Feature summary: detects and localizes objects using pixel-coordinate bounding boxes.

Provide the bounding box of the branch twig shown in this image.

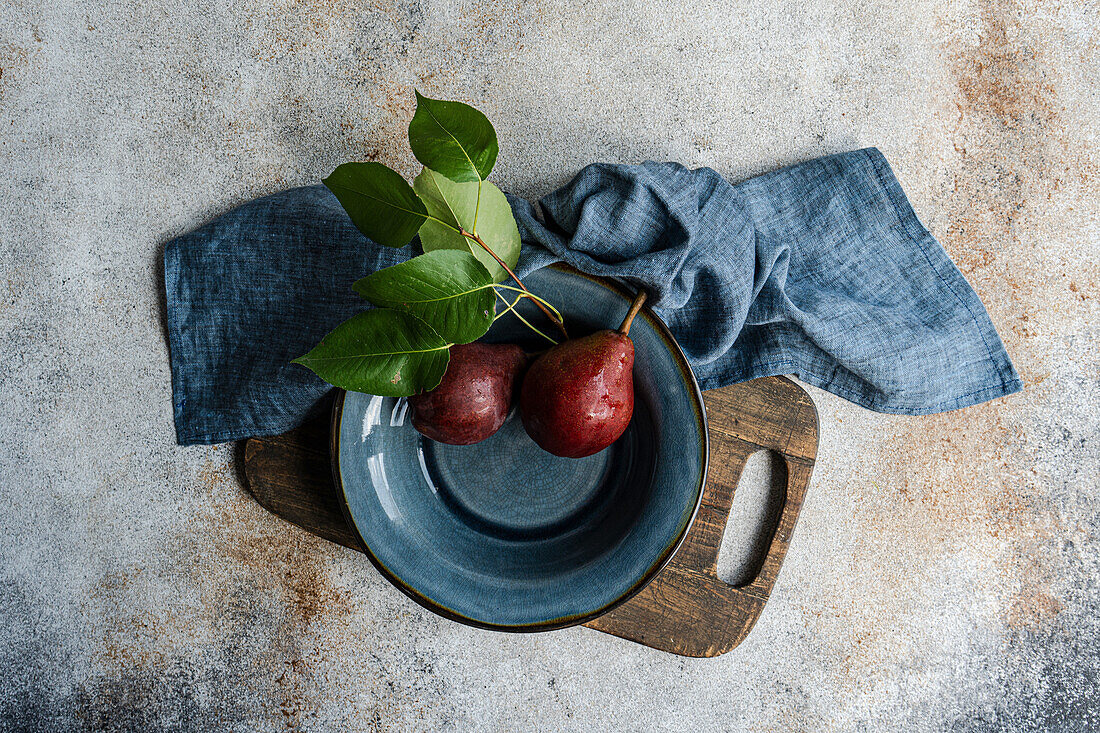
[461,229,569,339]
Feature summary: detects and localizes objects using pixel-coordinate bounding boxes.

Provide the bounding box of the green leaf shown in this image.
[353,250,495,345]
[292,309,450,396]
[413,168,520,282]
[408,91,499,183]
[323,162,428,247]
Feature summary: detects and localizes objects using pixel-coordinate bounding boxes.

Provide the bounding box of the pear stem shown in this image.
[617,289,648,336]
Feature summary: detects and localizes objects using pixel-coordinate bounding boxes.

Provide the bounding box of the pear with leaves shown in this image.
[296,92,642,456]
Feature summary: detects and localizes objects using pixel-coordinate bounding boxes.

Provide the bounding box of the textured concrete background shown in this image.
[2,0,1098,730]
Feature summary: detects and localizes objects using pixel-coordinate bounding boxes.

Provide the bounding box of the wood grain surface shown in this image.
[243,376,818,657]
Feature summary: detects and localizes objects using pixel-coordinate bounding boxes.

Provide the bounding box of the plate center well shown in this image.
[417,409,638,539]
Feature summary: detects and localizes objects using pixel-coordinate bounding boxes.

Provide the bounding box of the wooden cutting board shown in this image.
[242,375,818,657]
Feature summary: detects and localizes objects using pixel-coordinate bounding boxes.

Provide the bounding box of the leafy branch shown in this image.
[295,91,566,396]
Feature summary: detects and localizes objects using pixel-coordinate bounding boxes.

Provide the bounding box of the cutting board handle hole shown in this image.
[715,449,787,587]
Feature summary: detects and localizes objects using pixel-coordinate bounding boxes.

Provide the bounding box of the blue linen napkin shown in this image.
[164,148,1021,445]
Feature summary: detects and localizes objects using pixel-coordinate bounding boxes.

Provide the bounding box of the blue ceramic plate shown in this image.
[332,265,708,631]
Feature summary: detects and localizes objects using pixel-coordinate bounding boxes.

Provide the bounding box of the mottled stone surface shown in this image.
[1,0,1097,730]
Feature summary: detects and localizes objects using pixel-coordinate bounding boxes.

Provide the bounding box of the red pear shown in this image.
[409,342,527,445]
[520,291,647,458]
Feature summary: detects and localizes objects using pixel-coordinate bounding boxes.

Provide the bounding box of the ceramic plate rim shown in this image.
[330,264,709,632]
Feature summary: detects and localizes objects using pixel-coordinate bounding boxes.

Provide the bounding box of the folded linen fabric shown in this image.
[164,148,1020,445]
